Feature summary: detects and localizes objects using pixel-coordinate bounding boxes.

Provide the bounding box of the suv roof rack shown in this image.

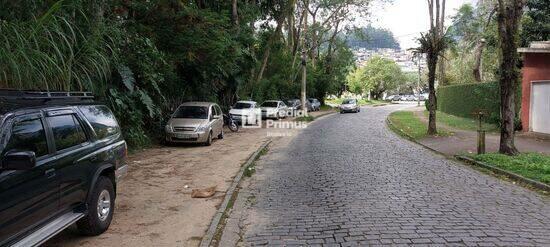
[0,90,94,100]
[0,90,96,114]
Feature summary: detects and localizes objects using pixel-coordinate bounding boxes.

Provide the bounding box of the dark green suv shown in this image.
[0,91,127,246]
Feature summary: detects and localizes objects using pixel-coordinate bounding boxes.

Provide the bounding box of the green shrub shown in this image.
[437,82,501,124]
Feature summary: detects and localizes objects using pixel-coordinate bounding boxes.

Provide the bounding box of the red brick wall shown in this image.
[521,53,550,131]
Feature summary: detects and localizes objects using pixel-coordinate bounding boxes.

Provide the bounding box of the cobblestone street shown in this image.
[221,105,550,246]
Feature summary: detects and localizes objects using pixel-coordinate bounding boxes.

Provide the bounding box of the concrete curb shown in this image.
[312,111,337,120]
[456,155,550,192]
[386,116,550,193]
[199,140,272,247]
[199,140,271,247]
[385,117,448,157]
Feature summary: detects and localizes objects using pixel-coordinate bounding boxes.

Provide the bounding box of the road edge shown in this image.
[385,117,448,157]
[386,116,550,194]
[199,139,272,247]
[456,155,550,192]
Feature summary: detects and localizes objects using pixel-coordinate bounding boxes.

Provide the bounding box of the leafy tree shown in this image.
[496,0,525,155]
[347,25,400,50]
[346,56,403,99]
[415,0,448,135]
[521,0,550,46]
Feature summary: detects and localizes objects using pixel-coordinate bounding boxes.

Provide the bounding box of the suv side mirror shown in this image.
[1,151,37,170]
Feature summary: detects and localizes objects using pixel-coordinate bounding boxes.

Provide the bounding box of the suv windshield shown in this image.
[173,106,208,119]
[261,102,278,107]
[342,99,356,104]
[233,102,253,109]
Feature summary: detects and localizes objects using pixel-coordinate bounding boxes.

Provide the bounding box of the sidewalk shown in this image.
[411,107,550,156]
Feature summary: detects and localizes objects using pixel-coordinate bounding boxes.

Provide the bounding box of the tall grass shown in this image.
[0,2,114,92]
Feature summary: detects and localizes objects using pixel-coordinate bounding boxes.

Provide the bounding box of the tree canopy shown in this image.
[346,56,403,99]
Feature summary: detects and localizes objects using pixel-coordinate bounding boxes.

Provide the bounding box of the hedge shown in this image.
[436,82,501,124]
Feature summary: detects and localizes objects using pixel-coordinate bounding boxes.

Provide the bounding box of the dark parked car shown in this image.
[285,99,302,111]
[308,98,321,111]
[0,90,127,246]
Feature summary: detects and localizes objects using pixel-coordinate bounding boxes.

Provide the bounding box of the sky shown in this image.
[366,0,478,49]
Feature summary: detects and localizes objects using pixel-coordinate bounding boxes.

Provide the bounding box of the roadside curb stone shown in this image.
[199,139,272,247]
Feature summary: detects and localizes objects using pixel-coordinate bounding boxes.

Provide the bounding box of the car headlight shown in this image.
[196,125,209,132]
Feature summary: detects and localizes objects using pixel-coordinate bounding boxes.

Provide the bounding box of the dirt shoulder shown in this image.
[46,110,332,247]
[46,127,271,247]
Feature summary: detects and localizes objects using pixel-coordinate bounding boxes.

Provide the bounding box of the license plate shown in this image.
[176,133,196,139]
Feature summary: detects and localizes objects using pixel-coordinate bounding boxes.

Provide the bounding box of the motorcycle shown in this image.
[224,113,239,132]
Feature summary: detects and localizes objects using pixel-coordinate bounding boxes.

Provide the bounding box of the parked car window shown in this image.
[173,106,208,119]
[214,105,221,116]
[48,115,87,151]
[233,102,253,109]
[3,118,48,157]
[261,101,278,107]
[79,105,120,139]
[209,106,214,121]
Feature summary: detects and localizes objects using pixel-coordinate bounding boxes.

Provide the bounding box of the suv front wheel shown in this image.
[77,176,115,236]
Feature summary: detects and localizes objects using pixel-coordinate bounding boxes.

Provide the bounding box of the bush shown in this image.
[437,82,502,124]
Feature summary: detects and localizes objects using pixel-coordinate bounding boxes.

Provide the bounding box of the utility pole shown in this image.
[301,0,308,115]
[417,53,422,106]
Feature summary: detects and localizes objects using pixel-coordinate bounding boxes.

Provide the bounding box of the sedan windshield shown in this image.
[342,99,356,104]
[173,106,208,119]
[233,102,253,109]
[261,102,278,107]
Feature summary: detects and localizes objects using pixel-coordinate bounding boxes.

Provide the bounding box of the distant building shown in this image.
[353,48,425,73]
[518,41,550,134]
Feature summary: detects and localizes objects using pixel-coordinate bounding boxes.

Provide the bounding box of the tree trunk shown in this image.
[232,0,238,25]
[287,1,295,51]
[255,16,285,84]
[496,0,524,155]
[473,39,486,82]
[427,51,438,135]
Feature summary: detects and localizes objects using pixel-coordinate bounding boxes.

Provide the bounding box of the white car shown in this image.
[260,100,288,119]
[340,99,360,113]
[229,101,260,125]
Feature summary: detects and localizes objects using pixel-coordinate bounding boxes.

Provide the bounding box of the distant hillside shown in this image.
[346,25,400,50]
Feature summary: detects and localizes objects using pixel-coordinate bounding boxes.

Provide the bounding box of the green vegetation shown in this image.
[295,116,315,122]
[474,153,550,185]
[0,1,361,149]
[325,98,388,106]
[346,25,400,50]
[346,56,404,99]
[521,0,550,47]
[319,105,335,111]
[388,111,448,140]
[436,82,501,124]
[424,111,499,132]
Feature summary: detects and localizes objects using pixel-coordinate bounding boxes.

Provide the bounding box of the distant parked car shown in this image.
[399,95,408,101]
[308,98,321,111]
[260,100,288,119]
[165,102,224,146]
[285,99,302,112]
[406,95,415,101]
[229,100,260,125]
[388,95,401,101]
[340,99,360,113]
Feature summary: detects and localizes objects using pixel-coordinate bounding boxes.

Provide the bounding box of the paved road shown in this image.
[224,105,550,246]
